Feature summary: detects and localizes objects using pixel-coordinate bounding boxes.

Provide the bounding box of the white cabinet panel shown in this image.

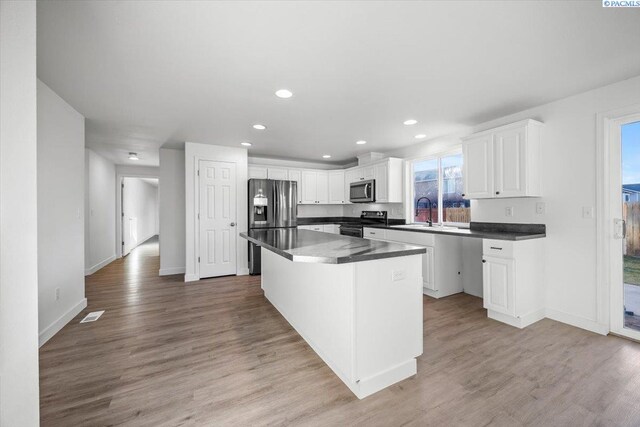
[423,246,436,291]
[363,228,385,240]
[482,256,515,316]
[288,169,302,203]
[316,171,329,204]
[267,167,289,180]
[301,171,318,204]
[329,170,346,204]
[248,165,268,179]
[374,163,388,202]
[462,135,493,199]
[494,127,526,198]
[323,224,341,234]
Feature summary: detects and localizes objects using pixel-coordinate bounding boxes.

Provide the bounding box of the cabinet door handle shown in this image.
[490,246,502,250]
[482,259,486,263]
[461,193,466,197]
[495,191,500,195]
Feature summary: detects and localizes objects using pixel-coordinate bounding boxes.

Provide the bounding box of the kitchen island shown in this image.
[240,228,426,399]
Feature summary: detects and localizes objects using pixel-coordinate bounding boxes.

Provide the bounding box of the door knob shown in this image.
[230,222,236,227]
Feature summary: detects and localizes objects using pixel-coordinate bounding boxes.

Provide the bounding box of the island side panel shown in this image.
[354,254,423,396]
[261,248,356,385]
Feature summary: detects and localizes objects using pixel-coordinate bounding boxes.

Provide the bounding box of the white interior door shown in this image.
[610,113,640,340]
[198,160,237,278]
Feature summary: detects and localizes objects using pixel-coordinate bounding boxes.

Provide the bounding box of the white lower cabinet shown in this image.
[482,239,544,328]
[483,256,514,316]
[298,224,340,234]
[363,228,462,298]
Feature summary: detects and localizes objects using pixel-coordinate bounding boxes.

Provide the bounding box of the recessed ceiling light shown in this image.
[241,142,252,146]
[404,119,418,125]
[253,124,266,130]
[322,154,331,159]
[275,89,293,99]
[415,134,427,139]
[356,140,367,145]
[128,152,139,160]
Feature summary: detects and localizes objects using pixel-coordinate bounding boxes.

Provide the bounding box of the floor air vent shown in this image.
[80,310,105,323]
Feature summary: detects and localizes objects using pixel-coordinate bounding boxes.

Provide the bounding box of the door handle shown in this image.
[230,222,236,227]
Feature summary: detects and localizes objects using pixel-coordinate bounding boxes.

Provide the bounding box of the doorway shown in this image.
[608,112,640,339]
[120,177,160,257]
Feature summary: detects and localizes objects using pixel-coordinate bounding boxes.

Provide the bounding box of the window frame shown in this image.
[408,147,470,228]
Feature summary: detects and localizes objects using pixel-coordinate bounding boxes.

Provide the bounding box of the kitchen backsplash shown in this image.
[297,203,405,219]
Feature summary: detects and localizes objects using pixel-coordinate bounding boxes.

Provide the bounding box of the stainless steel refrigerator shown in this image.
[248,179,297,274]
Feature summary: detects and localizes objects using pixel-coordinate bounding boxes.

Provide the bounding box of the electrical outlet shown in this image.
[536,202,545,215]
[505,207,514,217]
[583,206,594,219]
[55,288,60,301]
[392,270,406,281]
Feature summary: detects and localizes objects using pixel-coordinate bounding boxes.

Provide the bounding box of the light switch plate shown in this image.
[536,202,545,215]
[505,207,514,217]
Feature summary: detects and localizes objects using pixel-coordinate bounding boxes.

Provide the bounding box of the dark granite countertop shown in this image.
[240,228,426,264]
[364,221,546,241]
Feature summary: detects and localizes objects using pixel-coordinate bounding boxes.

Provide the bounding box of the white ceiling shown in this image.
[37,1,640,166]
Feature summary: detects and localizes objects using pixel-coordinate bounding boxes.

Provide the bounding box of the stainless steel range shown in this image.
[339,211,388,238]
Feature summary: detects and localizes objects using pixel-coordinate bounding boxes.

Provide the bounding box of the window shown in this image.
[411,151,470,225]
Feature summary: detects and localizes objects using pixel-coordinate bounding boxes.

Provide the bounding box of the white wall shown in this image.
[185,142,248,281]
[159,148,186,275]
[115,164,159,258]
[85,148,117,275]
[385,75,640,334]
[37,80,87,346]
[0,1,40,424]
[122,177,158,254]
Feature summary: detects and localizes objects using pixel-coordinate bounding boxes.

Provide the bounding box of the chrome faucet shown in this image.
[416,196,433,226]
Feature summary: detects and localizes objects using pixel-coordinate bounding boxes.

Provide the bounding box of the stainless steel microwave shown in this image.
[349,179,375,203]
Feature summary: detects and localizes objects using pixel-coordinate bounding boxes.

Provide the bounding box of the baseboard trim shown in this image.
[184,273,199,282]
[85,255,116,276]
[159,266,186,276]
[545,308,609,335]
[39,298,87,347]
[487,308,545,329]
[237,267,250,276]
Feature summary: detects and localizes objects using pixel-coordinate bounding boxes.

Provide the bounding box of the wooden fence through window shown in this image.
[624,202,640,256]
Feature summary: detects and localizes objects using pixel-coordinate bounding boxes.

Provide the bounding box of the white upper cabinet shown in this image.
[374,162,388,202]
[301,170,318,204]
[328,170,346,204]
[462,119,543,199]
[250,156,404,205]
[248,165,268,179]
[287,169,302,203]
[301,170,329,204]
[462,134,494,199]
[267,167,289,180]
[316,171,329,204]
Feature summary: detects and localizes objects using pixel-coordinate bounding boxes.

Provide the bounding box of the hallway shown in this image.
[40,238,640,426]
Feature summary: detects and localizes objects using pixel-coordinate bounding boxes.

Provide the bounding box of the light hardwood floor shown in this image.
[40,238,640,426]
